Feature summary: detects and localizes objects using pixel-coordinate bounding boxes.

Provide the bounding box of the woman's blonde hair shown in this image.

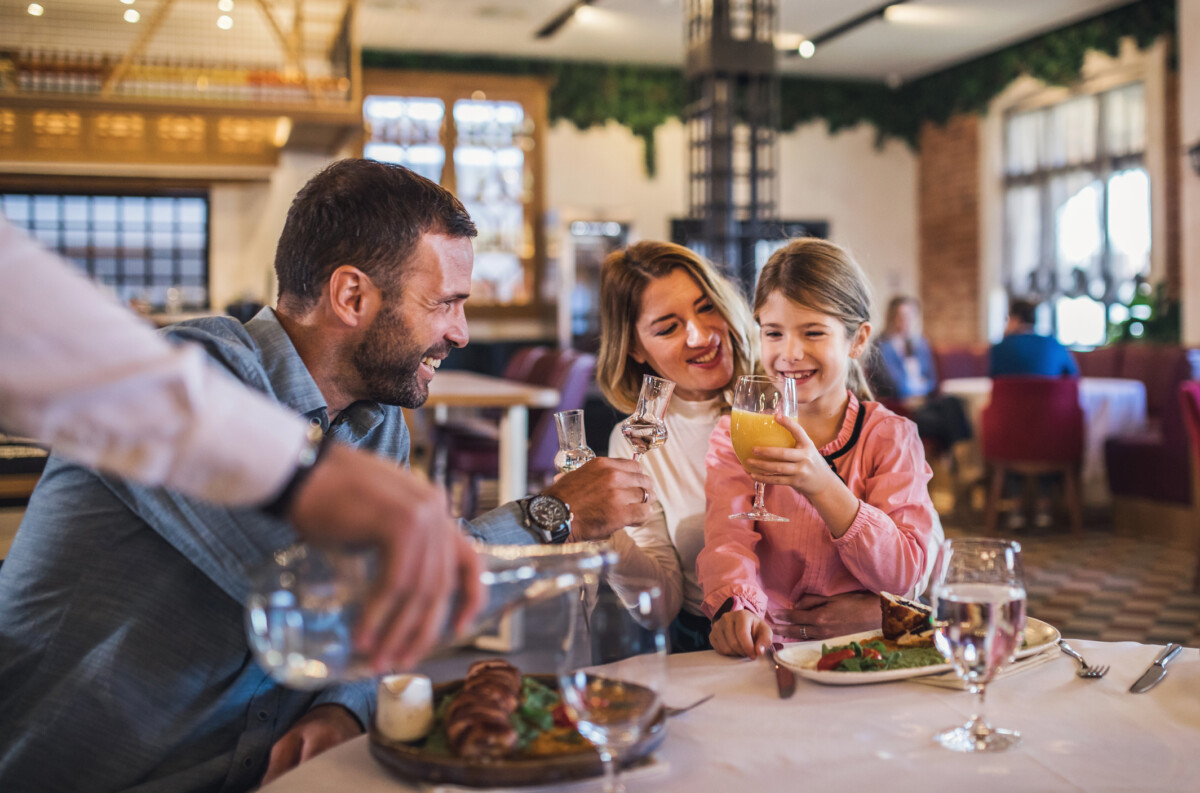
[597,241,756,414]
[753,237,875,402]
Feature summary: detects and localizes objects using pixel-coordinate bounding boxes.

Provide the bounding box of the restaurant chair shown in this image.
[930,344,989,387]
[442,349,596,518]
[981,377,1084,537]
[1178,383,1200,592]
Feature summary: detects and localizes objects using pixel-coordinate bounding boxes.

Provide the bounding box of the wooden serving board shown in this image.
[369,674,667,789]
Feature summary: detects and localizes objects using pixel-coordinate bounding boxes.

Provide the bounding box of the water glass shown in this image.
[929,537,1027,752]
[557,585,668,793]
[554,409,597,473]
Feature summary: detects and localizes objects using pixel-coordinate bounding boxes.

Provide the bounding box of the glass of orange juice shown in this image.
[729,374,798,521]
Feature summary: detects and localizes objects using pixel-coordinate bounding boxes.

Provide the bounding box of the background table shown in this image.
[423,371,559,503]
[940,376,1148,505]
[262,638,1200,793]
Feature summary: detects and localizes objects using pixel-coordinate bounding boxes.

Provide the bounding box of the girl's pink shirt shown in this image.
[698,392,936,620]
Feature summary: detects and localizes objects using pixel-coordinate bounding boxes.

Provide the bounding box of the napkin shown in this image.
[907,647,1058,690]
[423,755,670,793]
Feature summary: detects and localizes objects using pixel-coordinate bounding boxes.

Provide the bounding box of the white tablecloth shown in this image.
[261,639,1200,793]
[940,377,1148,505]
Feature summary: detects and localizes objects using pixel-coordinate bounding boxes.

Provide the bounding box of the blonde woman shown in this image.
[597,241,756,651]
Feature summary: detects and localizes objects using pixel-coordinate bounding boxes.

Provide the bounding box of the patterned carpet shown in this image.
[944,518,1200,648]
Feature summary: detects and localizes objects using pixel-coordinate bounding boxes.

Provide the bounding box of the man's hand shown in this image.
[771,592,881,641]
[260,704,362,787]
[710,610,772,659]
[541,457,657,541]
[288,443,483,672]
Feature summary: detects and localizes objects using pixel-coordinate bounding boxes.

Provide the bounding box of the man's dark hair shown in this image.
[274,159,476,308]
[1008,297,1038,327]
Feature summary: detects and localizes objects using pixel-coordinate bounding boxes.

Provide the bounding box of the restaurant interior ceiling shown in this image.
[1,0,1143,86]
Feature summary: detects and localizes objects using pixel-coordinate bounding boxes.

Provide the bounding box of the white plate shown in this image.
[774,617,1061,686]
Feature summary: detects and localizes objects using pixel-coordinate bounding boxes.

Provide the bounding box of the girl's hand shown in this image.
[743,413,840,498]
[710,610,773,659]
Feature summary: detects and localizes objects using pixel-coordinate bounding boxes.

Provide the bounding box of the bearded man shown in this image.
[0,160,655,793]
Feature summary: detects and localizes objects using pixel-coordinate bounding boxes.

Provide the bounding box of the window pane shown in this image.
[1044,95,1097,168]
[1005,185,1040,293]
[1,192,208,310]
[364,96,446,183]
[1103,82,1145,157]
[1107,167,1151,282]
[1055,295,1107,347]
[1052,171,1103,288]
[1005,110,1042,176]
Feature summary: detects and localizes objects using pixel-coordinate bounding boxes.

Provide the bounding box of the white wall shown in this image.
[1181,0,1200,345]
[208,150,335,311]
[543,116,920,318]
[777,122,919,314]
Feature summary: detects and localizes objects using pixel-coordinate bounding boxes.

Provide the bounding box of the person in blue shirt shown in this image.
[877,296,938,399]
[989,298,1079,377]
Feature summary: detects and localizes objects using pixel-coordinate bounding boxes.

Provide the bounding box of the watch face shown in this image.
[529,496,569,528]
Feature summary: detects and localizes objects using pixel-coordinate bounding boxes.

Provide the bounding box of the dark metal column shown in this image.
[682,0,779,294]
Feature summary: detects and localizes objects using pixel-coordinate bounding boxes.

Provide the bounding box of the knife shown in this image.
[1129,643,1183,693]
[765,642,796,699]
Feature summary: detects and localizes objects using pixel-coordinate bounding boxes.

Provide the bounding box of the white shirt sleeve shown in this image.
[0,218,308,506]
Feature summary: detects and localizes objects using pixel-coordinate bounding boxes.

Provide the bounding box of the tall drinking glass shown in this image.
[557,585,668,793]
[728,374,797,521]
[929,537,1027,752]
[620,375,675,466]
[554,409,597,473]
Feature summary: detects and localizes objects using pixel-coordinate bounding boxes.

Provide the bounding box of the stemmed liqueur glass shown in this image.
[620,375,675,467]
[728,374,797,521]
[554,409,597,473]
[929,538,1028,752]
[557,585,668,793]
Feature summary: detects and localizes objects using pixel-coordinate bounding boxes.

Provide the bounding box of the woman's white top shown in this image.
[606,395,722,620]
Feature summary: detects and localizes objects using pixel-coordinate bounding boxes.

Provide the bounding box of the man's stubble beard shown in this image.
[351,304,443,410]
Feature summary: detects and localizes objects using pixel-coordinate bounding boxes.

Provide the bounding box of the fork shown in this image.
[663,693,714,718]
[1058,639,1109,679]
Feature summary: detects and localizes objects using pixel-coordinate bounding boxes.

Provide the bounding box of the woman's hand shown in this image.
[742,413,838,498]
[710,610,773,659]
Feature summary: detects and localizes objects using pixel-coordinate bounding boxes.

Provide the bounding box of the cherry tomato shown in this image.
[817,648,856,671]
[552,703,576,728]
[861,647,883,662]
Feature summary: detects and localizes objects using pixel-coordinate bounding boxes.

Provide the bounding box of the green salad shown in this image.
[817,639,946,672]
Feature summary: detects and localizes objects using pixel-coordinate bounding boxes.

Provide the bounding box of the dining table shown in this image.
[939,376,1148,505]
[261,635,1200,793]
[423,370,560,504]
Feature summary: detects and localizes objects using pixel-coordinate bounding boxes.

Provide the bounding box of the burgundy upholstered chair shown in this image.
[981,377,1085,537]
[444,350,596,518]
[1179,383,1200,592]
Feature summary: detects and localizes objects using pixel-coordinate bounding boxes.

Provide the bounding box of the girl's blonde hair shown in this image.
[598,241,756,414]
[753,237,875,402]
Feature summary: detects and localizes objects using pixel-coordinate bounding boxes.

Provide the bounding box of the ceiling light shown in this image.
[27,3,44,15]
[798,40,815,59]
[121,0,135,4]
[124,8,140,22]
[218,0,234,11]
[217,14,233,29]
[574,5,596,24]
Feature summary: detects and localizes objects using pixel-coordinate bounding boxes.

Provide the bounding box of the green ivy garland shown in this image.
[363,0,1175,175]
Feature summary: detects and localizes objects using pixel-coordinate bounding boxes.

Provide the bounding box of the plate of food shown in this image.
[369,659,666,788]
[774,592,1060,686]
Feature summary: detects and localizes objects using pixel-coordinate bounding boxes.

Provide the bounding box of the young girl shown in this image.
[697,238,938,659]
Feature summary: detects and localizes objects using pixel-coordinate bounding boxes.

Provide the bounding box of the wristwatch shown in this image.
[518,494,573,544]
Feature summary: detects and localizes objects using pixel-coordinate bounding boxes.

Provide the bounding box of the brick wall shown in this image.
[918,114,982,345]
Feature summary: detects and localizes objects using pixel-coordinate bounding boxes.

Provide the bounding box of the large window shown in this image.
[2,192,209,311]
[362,71,548,316]
[1003,82,1149,346]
